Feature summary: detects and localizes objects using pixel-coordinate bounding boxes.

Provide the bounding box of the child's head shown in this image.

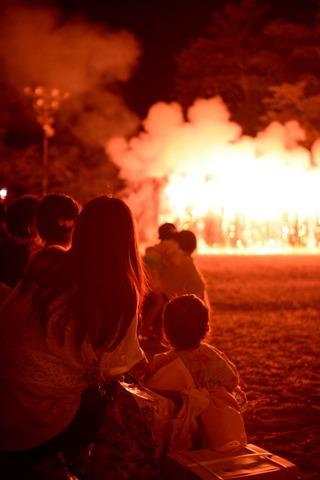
[162,294,209,350]
[175,230,197,254]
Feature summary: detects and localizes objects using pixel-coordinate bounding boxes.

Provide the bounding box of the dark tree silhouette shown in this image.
[174,0,320,137]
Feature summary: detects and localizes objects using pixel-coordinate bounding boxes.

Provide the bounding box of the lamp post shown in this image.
[24,86,70,195]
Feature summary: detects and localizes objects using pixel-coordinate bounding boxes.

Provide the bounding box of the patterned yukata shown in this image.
[149,342,239,392]
[0,285,144,452]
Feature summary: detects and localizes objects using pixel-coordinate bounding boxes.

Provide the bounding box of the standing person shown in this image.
[0,194,41,287]
[0,196,146,478]
[146,295,247,452]
[144,222,179,286]
[35,193,80,249]
[141,222,180,339]
[159,229,207,301]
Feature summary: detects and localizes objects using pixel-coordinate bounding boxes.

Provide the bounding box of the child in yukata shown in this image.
[146,294,247,452]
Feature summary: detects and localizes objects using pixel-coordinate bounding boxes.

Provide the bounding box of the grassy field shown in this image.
[144,254,320,479]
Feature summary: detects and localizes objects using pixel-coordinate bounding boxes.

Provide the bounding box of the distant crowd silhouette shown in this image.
[0,193,246,479]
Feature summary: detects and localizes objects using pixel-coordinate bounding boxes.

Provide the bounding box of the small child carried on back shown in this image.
[145,294,247,452]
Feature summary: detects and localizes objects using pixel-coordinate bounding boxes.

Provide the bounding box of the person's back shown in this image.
[0,196,146,459]
[144,223,179,287]
[0,263,143,451]
[148,295,238,390]
[0,195,40,287]
[146,295,247,451]
[141,223,180,338]
[0,247,82,450]
[157,230,206,300]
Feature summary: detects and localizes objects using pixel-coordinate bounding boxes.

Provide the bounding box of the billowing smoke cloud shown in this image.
[107,97,320,249]
[0,4,141,145]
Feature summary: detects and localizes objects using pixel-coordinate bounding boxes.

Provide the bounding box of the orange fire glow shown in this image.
[107,97,320,253]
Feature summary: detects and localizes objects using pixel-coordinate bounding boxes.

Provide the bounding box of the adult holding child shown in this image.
[0,196,146,478]
[141,226,208,339]
[162,229,206,301]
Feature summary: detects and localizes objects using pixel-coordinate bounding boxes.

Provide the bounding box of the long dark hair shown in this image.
[26,196,145,351]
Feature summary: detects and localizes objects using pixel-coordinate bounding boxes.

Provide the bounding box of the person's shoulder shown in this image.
[145,244,158,255]
[200,342,226,357]
[149,350,175,370]
[144,243,162,263]
[153,349,174,358]
[179,252,196,265]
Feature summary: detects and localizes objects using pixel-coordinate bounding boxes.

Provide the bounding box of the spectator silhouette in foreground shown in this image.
[36,193,80,249]
[0,196,146,479]
[0,194,41,287]
[146,294,247,452]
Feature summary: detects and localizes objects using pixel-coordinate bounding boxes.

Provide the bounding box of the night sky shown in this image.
[2,0,318,117]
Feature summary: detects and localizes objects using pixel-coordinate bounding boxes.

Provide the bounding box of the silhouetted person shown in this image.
[158,222,177,241]
[36,193,80,249]
[141,222,180,338]
[159,229,207,300]
[146,294,247,451]
[0,196,146,478]
[0,195,41,287]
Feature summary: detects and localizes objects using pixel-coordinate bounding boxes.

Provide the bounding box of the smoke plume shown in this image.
[0,4,141,145]
[107,97,320,249]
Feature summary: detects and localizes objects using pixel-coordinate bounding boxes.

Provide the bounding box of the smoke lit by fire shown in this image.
[107,97,320,252]
[0,5,141,146]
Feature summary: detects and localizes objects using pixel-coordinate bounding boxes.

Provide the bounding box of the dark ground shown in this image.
[141,254,320,480]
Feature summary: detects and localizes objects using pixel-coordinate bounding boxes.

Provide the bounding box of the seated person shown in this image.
[0,196,147,479]
[146,295,247,452]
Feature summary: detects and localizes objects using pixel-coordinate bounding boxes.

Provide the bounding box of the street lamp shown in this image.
[0,187,7,201]
[24,86,70,195]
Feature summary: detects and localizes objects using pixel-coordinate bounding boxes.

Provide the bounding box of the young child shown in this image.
[146,294,247,451]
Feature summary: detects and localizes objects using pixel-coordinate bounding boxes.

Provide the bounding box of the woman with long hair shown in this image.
[0,196,146,472]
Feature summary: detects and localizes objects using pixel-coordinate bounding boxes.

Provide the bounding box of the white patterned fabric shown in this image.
[0,285,143,451]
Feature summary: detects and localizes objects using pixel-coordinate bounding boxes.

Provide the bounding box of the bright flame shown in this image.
[107,97,320,253]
